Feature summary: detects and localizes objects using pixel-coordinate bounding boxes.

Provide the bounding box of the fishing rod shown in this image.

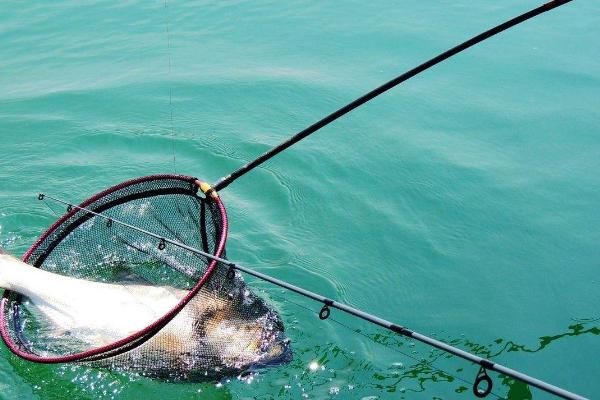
[39,194,588,400]
[32,0,583,397]
[213,0,573,191]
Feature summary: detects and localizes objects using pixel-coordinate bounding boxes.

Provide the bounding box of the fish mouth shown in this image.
[255,331,292,368]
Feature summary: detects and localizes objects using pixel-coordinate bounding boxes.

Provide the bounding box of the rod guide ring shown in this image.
[473,366,493,398]
[319,305,330,320]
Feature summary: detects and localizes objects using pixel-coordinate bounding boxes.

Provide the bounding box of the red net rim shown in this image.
[0,174,229,363]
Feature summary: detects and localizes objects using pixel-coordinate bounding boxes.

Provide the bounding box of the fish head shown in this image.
[86,276,292,381]
[202,308,291,370]
[189,284,292,374]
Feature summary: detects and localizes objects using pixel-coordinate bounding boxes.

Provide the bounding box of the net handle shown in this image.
[213,0,573,191]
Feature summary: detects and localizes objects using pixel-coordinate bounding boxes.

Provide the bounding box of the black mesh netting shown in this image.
[1,175,290,381]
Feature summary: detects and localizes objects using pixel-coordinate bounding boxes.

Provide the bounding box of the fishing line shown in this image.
[37,193,587,400]
[40,197,59,217]
[269,292,506,399]
[164,0,177,173]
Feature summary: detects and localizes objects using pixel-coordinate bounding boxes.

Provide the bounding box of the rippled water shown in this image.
[1,1,599,399]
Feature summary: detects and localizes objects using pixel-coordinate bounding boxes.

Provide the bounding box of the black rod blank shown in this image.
[41,194,588,400]
[213,0,573,191]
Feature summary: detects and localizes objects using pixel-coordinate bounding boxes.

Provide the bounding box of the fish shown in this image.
[0,249,291,381]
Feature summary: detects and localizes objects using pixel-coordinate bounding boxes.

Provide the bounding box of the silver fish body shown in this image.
[0,253,291,381]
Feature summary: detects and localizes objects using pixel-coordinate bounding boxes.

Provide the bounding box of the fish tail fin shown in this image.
[0,244,9,291]
[0,255,11,290]
[0,251,26,291]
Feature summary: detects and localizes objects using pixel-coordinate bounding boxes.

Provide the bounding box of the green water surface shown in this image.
[0,1,598,399]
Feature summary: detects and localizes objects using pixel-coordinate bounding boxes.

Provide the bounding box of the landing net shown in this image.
[0,175,288,380]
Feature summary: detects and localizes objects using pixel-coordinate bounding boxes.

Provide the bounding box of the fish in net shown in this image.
[1,3,586,397]
[0,174,291,381]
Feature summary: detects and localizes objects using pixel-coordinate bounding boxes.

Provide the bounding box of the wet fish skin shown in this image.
[0,253,291,380]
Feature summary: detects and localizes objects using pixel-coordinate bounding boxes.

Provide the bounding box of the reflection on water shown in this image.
[252,294,598,399]
[487,319,599,356]
[357,320,599,399]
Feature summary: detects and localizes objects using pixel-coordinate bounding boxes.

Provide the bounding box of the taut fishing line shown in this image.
[163,0,177,173]
[0,1,588,398]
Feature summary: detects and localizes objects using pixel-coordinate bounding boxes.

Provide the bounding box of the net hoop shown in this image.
[0,174,229,363]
